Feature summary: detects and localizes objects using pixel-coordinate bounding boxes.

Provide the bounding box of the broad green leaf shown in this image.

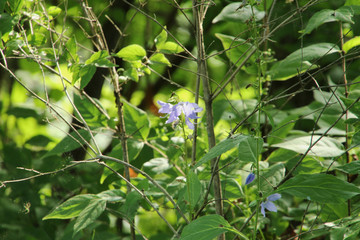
[143,158,170,174]
[71,63,96,89]
[65,37,79,62]
[273,135,345,157]
[85,50,116,68]
[7,106,40,119]
[123,100,150,139]
[116,44,146,61]
[27,33,47,46]
[5,0,23,14]
[335,161,360,174]
[185,170,202,210]
[194,134,248,168]
[120,191,142,221]
[215,33,257,74]
[343,36,360,53]
[212,4,265,23]
[43,129,92,158]
[73,94,107,127]
[180,214,248,240]
[124,67,139,82]
[222,178,243,199]
[238,136,263,163]
[301,8,354,36]
[154,28,167,49]
[25,135,52,147]
[43,194,97,220]
[150,53,171,67]
[287,156,324,175]
[0,14,16,35]
[73,198,106,235]
[277,174,360,203]
[269,43,340,81]
[47,6,62,16]
[97,189,126,202]
[258,163,285,194]
[159,41,183,54]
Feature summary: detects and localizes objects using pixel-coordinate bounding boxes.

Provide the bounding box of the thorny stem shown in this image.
[193,1,224,239]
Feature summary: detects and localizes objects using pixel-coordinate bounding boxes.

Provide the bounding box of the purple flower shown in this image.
[157,101,203,130]
[245,172,255,185]
[260,193,281,217]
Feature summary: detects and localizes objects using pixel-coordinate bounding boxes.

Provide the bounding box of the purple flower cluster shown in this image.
[157,100,203,130]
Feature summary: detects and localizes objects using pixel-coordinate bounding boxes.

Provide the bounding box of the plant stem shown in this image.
[340,22,351,216]
[192,1,224,239]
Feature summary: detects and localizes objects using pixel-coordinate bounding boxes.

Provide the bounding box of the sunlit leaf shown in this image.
[43,194,98,220]
[43,129,92,158]
[277,174,360,203]
[116,44,146,61]
[150,53,172,67]
[73,198,106,235]
[180,215,248,240]
[213,4,265,23]
[159,41,183,54]
[123,100,150,139]
[185,170,202,210]
[194,134,248,168]
[301,8,354,36]
[273,135,345,157]
[154,28,167,49]
[343,36,360,53]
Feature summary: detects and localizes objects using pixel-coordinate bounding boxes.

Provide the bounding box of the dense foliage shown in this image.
[1,0,360,239]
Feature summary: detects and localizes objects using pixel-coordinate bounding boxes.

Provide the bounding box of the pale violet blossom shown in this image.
[157,101,203,130]
[261,193,281,217]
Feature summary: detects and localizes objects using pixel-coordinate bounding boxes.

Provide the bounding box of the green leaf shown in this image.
[150,53,172,67]
[277,174,360,203]
[185,170,202,210]
[180,215,248,240]
[116,44,146,61]
[301,8,354,36]
[259,163,285,194]
[27,33,47,46]
[273,135,345,157]
[212,4,265,23]
[120,191,142,221]
[124,67,139,82]
[97,189,126,202]
[73,94,108,127]
[194,134,248,168]
[43,129,92,158]
[159,41,183,54]
[7,106,40,119]
[71,64,96,89]
[154,28,167,49]
[0,14,16,35]
[85,50,116,68]
[47,6,62,16]
[143,158,170,174]
[123,100,150,139]
[238,136,263,163]
[73,198,106,235]
[215,33,257,74]
[269,43,340,81]
[25,135,52,147]
[43,194,97,220]
[335,161,360,174]
[5,0,23,14]
[343,36,360,53]
[66,37,79,62]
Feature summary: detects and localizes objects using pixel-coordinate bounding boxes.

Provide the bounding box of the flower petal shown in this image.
[245,173,255,185]
[267,193,281,202]
[260,202,266,217]
[264,201,277,213]
[157,101,173,114]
